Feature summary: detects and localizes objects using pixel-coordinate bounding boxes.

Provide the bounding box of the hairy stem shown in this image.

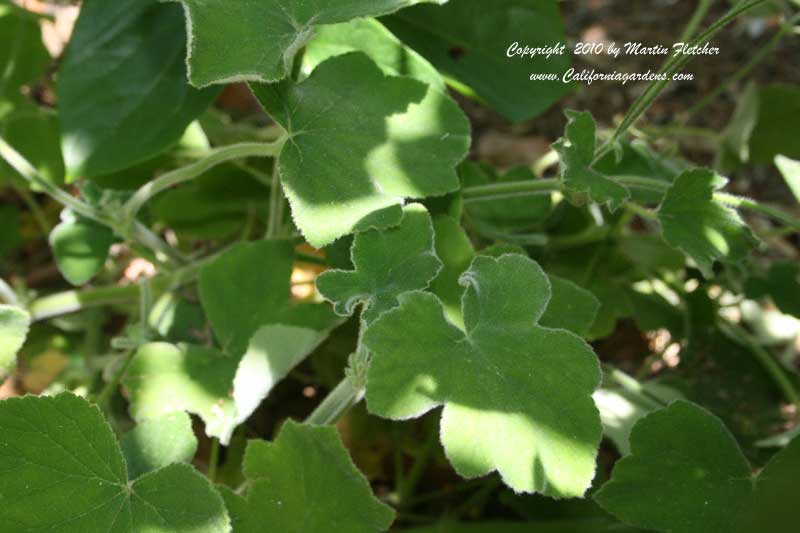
[304,374,365,426]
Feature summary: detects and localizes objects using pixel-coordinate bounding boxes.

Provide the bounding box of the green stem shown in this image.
[304,375,364,425]
[208,438,221,483]
[125,141,284,222]
[266,162,285,238]
[461,178,560,203]
[28,252,211,321]
[596,0,770,161]
[679,0,715,42]
[11,181,52,235]
[686,12,800,119]
[0,135,186,265]
[719,320,800,411]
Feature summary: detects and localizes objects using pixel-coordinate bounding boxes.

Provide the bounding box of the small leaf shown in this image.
[775,154,800,204]
[0,392,229,532]
[199,239,340,357]
[595,400,800,533]
[250,52,471,247]
[230,420,395,532]
[305,17,444,89]
[0,304,29,378]
[382,0,573,122]
[554,110,630,211]
[58,0,220,178]
[49,210,116,286]
[364,254,602,496]
[657,169,758,277]
[173,0,443,87]
[120,412,198,479]
[316,204,442,324]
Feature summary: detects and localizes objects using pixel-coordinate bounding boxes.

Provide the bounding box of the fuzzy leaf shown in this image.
[0,393,229,532]
[49,211,116,286]
[251,52,470,247]
[554,110,630,211]
[0,304,29,377]
[199,239,340,356]
[364,254,602,496]
[305,17,444,89]
[596,400,800,533]
[657,169,758,277]
[228,420,395,532]
[120,412,198,480]
[316,204,441,324]
[58,0,219,178]
[173,0,443,87]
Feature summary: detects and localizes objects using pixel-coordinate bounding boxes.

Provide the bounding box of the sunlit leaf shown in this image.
[120,411,198,479]
[223,420,395,532]
[364,254,602,496]
[251,52,470,247]
[0,304,29,378]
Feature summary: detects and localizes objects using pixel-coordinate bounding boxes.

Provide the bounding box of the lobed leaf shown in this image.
[595,400,800,533]
[172,0,445,88]
[120,411,198,480]
[0,393,229,532]
[554,110,630,211]
[657,169,758,277]
[250,52,471,247]
[316,204,442,324]
[222,420,395,532]
[364,254,602,496]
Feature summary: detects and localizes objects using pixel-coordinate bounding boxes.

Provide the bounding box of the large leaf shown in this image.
[657,169,758,277]
[363,254,602,496]
[199,239,340,357]
[49,210,116,286]
[382,0,572,122]
[554,110,630,211]
[305,17,444,89]
[595,400,800,533]
[0,393,229,532]
[172,0,443,87]
[58,0,220,179]
[0,304,29,378]
[316,204,442,324]
[251,52,470,247]
[222,421,395,532]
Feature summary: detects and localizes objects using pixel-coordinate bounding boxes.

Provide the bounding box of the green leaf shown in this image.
[554,110,630,211]
[58,0,220,178]
[382,0,573,122]
[250,52,470,247]
[49,210,116,286]
[364,254,602,496]
[120,411,198,479]
[595,400,800,533]
[657,169,758,277]
[0,304,29,378]
[173,0,443,87]
[0,392,229,532]
[227,420,395,532]
[745,261,800,318]
[305,17,444,89]
[125,330,336,443]
[199,239,340,357]
[429,214,476,329]
[124,342,240,443]
[543,275,601,338]
[775,154,800,204]
[0,205,20,258]
[1,106,65,185]
[749,84,800,164]
[316,204,442,324]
